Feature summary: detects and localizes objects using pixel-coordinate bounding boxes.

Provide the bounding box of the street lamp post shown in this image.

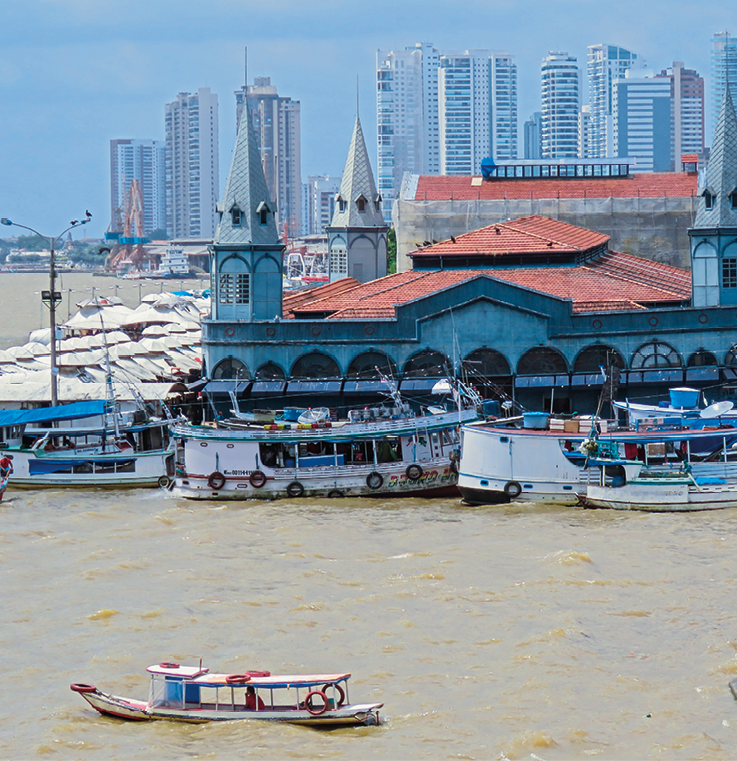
[1,214,91,406]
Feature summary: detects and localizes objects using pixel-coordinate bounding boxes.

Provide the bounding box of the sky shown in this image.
[0,0,734,238]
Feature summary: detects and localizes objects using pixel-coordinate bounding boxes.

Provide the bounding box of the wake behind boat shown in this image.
[71,662,382,727]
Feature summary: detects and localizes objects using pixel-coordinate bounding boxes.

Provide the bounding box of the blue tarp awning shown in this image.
[0,400,108,427]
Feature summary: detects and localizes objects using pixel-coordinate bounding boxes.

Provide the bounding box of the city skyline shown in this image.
[0,0,733,237]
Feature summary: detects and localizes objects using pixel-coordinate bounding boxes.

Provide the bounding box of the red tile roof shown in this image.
[282,278,360,318]
[409,215,609,259]
[413,172,698,201]
[287,253,691,320]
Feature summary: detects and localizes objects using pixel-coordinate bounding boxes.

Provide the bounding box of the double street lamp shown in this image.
[1,214,92,406]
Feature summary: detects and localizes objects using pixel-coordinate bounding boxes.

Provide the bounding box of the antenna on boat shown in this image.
[199,657,202,671]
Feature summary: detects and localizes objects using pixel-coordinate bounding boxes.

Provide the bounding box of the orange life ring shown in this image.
[249,470,267,488]
[159,662,180,669]
[246,670,271,678]
[225,674,251,684]
[70,683,97,693]
[304,689,329,715]
[225,326,235,337]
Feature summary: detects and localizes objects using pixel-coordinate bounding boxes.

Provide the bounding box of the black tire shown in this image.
[405,463,423,480]
[157,475,171,489]
[366,471,383,490]
[207,471,226,490]
[249,470,267,488]
[327,489,344,498]
[286,481,305,498]
[503,480,522,498]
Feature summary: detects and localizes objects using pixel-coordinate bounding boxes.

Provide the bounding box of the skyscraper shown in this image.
[711,32,737,138]
[376,42,440,220]
[164,88,219,239]
[541,53,580,159]
[656,62,705,167]
[235,77,302,239]
[438,49,518,175]
[524,112,542,159]
[302,175,341,236]
[586,44,641,158]
[612,70,672,173]
[109,139,165,235]
[376,44,517,214]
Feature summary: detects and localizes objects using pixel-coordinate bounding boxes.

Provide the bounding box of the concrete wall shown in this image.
[393,195,698,271]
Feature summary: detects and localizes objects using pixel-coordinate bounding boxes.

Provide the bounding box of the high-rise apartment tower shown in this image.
[110,139,166,235]
[656,62,705,168]
[711,32,737,139]
[164,88,219,239]
[541,53,580,158]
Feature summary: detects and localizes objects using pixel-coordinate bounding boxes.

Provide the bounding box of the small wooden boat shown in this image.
[71,662,383,727]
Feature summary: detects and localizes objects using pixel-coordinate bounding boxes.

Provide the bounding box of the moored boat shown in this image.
[71,662,382,727]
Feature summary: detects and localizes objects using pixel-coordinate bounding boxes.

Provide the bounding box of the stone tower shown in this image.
[327,116,388,283]
[689,86,737,306]
[204,103,284,379]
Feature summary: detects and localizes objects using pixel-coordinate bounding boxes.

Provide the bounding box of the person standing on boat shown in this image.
[0,454,13,501]
[245,685,265,711]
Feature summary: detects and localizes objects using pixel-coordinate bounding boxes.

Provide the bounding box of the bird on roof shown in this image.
[70,220,78,225]
[85,210,92,218]
[450,235,456,243]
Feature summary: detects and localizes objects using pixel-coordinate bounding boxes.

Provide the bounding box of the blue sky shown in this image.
[0,0,733,238]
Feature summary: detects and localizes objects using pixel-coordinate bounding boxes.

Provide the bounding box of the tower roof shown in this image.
[695,85,737,228]
[215,104,278,245]
[330,116,385,228]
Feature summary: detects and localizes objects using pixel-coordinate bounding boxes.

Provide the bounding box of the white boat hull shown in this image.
[78,688,382,726]
[583,480,737,511]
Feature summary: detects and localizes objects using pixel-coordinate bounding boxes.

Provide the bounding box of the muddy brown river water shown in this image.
[2,487,737,760]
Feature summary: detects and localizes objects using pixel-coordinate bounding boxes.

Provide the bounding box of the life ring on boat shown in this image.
[246,670,271,678]
[304,689,329,715]
[322,682,346,707]
[225,674,251,684]
[366,471,383,490]
[249,470,267,488]
[327,489,344,498]
[503,480,522,498]
[70,683,97,693]
[286,481,305,498]
[405,463,423,480]
[158,475,171,489]
[208,471,226,490]
[159,662,180,669]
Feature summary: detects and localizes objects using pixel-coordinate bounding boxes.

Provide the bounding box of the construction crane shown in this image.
[106,179,156,272]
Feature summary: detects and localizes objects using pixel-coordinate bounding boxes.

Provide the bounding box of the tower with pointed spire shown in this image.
[688,85,737,307]
[326,116,388,283]
[203,104,284,380]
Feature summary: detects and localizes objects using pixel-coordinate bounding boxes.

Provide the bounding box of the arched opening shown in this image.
[291,352,341,379]
[687,349,717,367]
[254,362,286,380]
[347,351,397,379]
[517,347,568,375]
[462,348,511,378]
[211,357,248,380]
[630,341,682,369]
[403,350,450,378]
[573,345,625,373]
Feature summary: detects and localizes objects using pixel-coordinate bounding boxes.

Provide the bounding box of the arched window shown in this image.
[291,352,341,379]
[256,201,271,226]
[703,189,715,210]
[356,195,367,212]
[630,341,681,369]
[462,348,511,377]
[230,205,242,226]
[517,347,568,375]
[347,352,397,379]
[403,350,450,378]
[254,362,285,380]
[573,345,625,373]
[212,358,248,380]
[687,349,717,367]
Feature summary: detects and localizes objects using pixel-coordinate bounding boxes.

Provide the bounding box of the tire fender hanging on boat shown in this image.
[157,475,171,489]
[503,480,522,498]
[366,472,383,490]
[286,481,304,498]
[405,463,423,481]
[249,470,267,488]
[70,683,98,694]
[208,472,226,490]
